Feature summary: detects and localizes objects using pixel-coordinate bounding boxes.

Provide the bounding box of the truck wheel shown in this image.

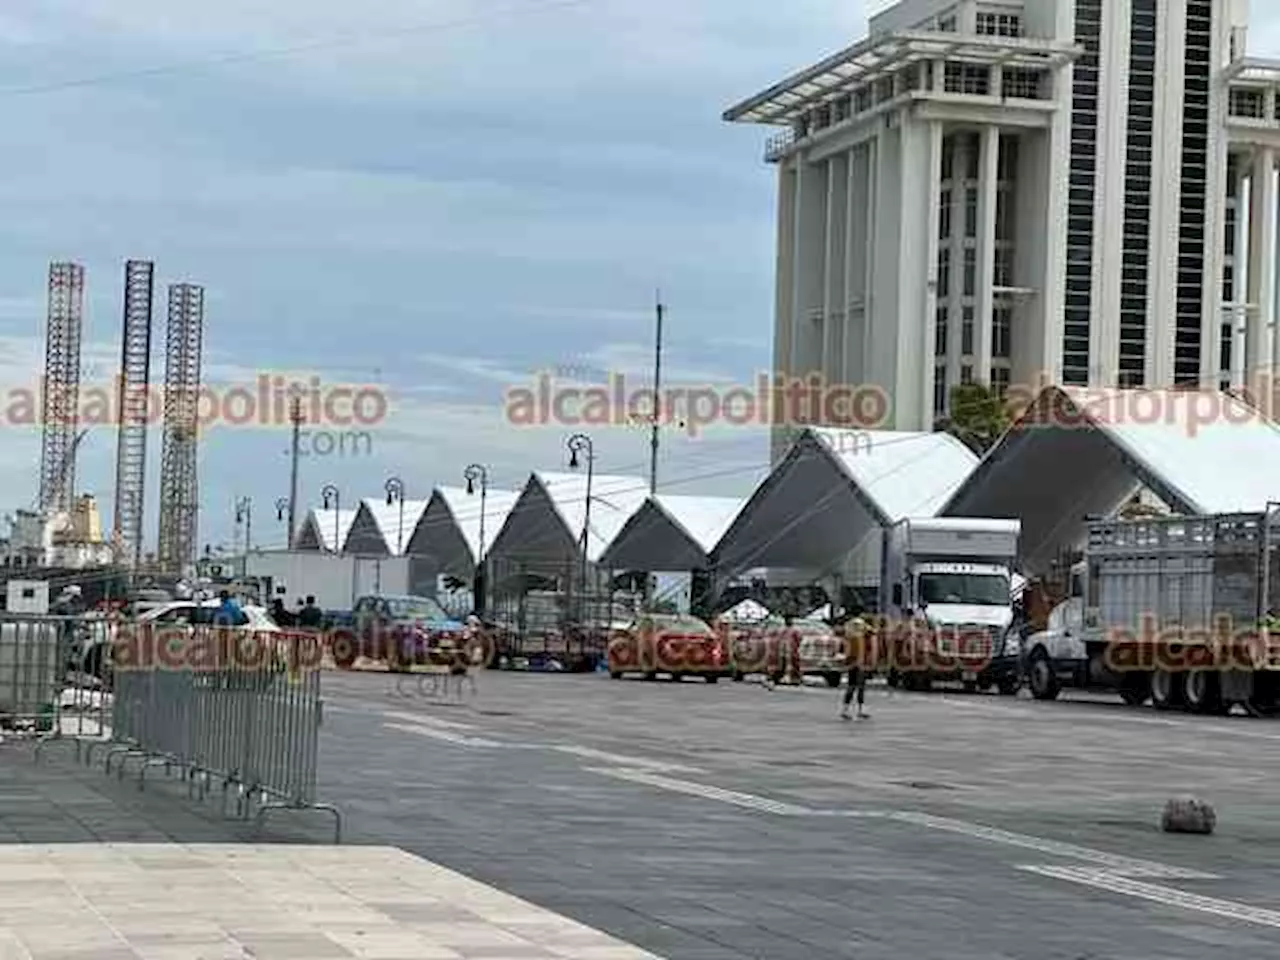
[1118,674,1151,707]
[331,632,358,670]
[996,676,1020,697]
[610,671,624,680]
[732,670,745,683]
[1028,652,1060,701]
[1184,671,1226,715]
[1150,669,1184,711]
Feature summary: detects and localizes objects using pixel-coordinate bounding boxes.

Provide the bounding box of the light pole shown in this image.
[321,484,341,553]
[464,464,489,615]
[384,476,406,555]
[567,434,594,620]
[234,497,252,555]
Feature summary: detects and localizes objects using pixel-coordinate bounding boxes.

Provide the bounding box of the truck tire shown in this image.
[1028,651,1060,701]
[1118,674,1151,707]
[1184,670,1226,715]
[1150,669,1185,711]
[996,676,1020,697]
[331,631,358,670]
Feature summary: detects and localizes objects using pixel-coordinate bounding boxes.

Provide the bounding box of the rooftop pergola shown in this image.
[724,30,1081,126]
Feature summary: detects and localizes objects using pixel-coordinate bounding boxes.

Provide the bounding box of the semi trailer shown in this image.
[1024,511,1280,714]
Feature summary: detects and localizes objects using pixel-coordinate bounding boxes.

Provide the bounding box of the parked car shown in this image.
[727,617,844,687]
[607,613,726,682]
[336,594,472,673]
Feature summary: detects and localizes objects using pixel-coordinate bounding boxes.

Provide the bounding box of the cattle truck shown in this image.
[1024,511,1280,714]
[879,517,1023,694]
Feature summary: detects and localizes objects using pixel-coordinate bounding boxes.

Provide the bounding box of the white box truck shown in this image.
[243,552,415,615]
[1025,512,1280,715]
[879,517,1023,694]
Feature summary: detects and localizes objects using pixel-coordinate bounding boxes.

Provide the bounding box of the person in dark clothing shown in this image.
[214,590,243,626]
[297,596,324,630]
[270,598,294,627]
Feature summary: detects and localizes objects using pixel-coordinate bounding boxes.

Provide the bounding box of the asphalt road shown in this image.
[314,670,1280,959]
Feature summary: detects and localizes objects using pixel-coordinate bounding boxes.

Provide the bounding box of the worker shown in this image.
[270,597,294,628]
[214,590,243,626]
[840,613,872,721]
[297,596,324,631]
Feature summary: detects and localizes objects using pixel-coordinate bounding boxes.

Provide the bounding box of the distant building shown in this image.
[3,496,114,570]
[726,0,1279,459]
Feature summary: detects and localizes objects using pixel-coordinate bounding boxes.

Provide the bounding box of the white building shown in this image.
[726,0,1280,457]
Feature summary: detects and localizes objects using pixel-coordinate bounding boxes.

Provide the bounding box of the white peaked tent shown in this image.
[343,498,431,556]
[405,486,521,577]
[486,472,651,567]
[295,507,358,552]
[713,428,980,578]
[943,386,1280,575]
[599,494,746,572]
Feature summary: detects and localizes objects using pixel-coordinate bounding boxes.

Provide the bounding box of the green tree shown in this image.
[936,382,1011,455]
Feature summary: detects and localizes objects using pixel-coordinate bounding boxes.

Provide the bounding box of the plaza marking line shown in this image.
[382,722,505,748]
[552,745,704,775]
[585,767,816,816]
[1019,865,1280,930]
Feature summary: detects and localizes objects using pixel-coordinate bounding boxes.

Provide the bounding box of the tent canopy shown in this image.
[487,471,650,566]
[344,498,430,557]
[943,386,1280,575]
[406,486,521,577]
[599,494,745,571]
[713,428,979,576]
[295,508,357,552]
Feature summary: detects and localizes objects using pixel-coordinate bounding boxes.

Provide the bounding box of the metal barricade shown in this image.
[97,623,341,841]
[0,614,115,760]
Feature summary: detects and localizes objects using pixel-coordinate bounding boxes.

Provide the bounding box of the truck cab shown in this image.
[881,518,1023,694]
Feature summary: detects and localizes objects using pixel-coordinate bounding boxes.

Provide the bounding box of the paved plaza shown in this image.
[6,671,1280,958]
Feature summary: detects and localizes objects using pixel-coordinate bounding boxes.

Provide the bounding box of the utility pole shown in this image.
[649,293,665,497]
[287,396,303,550]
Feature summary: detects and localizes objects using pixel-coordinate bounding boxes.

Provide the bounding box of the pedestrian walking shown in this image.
[840,613,871,721]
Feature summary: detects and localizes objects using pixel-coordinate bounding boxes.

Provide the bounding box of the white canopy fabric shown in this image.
[943,386,1280,575]
[599,494,746,571]
[717,598,773,622]
[487,472,650,566]
[295,508,358,552]
[713,428,979,576]
[344,498,431,557]
[405,487,521,576]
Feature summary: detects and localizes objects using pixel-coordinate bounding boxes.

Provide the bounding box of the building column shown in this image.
[1248,147,1277,394]
[1233,156,1249,391]
[921,120,944,425]
[824,154,849,386]
[975,125,1000,387]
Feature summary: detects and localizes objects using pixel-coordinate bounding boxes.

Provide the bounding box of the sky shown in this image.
[0,1,1278,555]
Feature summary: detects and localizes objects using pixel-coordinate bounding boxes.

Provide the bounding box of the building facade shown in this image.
[727,0,1280,456]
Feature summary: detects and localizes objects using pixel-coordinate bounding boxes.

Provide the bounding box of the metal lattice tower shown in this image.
[156,283,205,575]
[111,260,155,567]
[39,262,85,515]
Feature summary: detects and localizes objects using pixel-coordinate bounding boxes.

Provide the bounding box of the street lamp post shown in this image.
[384,476,406,555]
[464,464,489,616]
[321,484,341,553]
[567,434,594,620]
[275,498,290,546]
[234,497,252,555]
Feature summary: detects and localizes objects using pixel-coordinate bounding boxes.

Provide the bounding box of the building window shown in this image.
[944,63,991,96]
[961,365,974,385]
[876,76,895,103]
[994,248,1012,288]
[934,365,948,415]
[855,86,871,112]
[1229,87,1265,119]
[941,138,955,181]
[993,306,1011,359]
[963,249,977,297]
[936,306,948,356]
[962,306,975,355]
[1002,68,1044,100]
[976,12,1022,37]
[997,137,1019,181]
[938,14,957,33]
[995,194,1014,242]
[965,134,981,179]
[964,187,978,237]
[939,249,951,297]
[940,189,952,239]
[991,366,1011,398]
